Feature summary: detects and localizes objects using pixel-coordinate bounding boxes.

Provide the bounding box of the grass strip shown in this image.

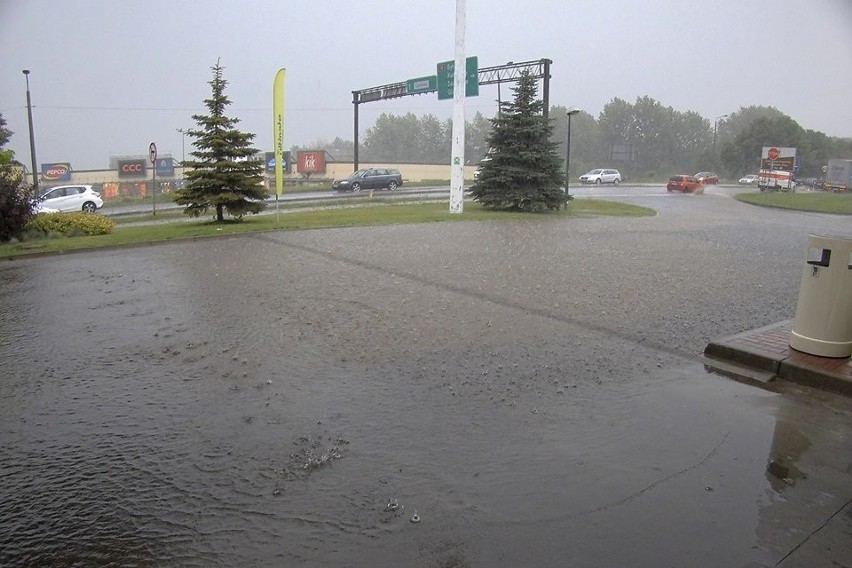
[2,199,654,258]
[736,191,852,214]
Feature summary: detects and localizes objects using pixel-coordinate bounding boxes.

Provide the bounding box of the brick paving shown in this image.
[705,319,852,396]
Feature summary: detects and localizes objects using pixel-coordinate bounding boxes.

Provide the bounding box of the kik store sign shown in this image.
[297,150,325,174]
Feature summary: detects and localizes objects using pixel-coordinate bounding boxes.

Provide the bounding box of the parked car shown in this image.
[36,184,103,212]
[473,155,492,180]
[794,177,823,190]
[579,168,622,185]
[694,171,719,184]
[666,175,704,193]
[738,174,759,184]
[332,168,402,192]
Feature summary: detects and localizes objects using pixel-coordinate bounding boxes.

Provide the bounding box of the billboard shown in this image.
[154,157,175,176]
[760,146,796,171]
[297,150,326,174]
[265,151,291,173]
[609,143,635,162]
[118,159,147,178]
[41,162,72,182]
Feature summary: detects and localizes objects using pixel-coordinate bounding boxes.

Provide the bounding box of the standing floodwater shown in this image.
[2,193,851,566]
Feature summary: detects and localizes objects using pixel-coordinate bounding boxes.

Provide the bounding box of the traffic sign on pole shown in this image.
[406,75,437,94]
[437,56,478,100]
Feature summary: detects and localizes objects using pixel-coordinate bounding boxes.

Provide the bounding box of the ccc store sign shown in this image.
[118,159,147,177]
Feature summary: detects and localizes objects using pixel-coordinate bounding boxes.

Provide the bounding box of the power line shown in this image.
[3,102,498,113]
[12,105,360,112]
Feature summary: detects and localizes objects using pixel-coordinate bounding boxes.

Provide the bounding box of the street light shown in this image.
[22,70,38,193]
[177,128,189,182]
[713,114,728,151]
[176,128,188,162]
[565,107,581,202]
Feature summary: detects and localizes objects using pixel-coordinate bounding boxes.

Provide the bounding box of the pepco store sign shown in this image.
[41,162,72,181]
[118,159,147,177]
[297,150,326,174]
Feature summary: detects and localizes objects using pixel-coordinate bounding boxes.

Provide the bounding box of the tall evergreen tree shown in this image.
[469,70,565,211]
[175,60,267,222]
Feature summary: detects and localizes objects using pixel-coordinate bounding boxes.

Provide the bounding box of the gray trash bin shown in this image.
[789,234,852,358]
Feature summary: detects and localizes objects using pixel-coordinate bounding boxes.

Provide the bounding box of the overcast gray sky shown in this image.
[2,0,851,170]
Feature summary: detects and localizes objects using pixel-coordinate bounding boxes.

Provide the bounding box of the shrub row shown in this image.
[27,212,116,237]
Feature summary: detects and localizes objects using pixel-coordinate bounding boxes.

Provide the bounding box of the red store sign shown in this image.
[118,159,147,177]
[297,150,326,174]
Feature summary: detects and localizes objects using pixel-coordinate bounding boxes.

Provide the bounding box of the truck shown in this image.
[824,159,852,192]
[758,146,796,192]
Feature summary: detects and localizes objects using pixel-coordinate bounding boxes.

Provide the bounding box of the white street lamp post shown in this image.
[713,114,728,151]
[176,128,188,162]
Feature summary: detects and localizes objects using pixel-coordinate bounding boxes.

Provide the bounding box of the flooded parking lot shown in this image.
[2,191,851,567]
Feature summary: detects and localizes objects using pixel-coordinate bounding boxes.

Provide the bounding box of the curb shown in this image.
[704,320,852,397]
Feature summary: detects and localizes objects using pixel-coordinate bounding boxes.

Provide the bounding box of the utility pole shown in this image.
[565,107,581,203]
[23,70,38,193]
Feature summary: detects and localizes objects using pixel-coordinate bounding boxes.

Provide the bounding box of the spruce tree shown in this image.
[175,60,267,222]
[469,70,565,212]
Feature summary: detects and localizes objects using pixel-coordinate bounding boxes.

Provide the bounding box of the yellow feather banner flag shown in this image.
[273,68,286,197]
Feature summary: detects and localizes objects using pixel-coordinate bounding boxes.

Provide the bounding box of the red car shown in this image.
[695,171,719,184]
[667,175,704,193]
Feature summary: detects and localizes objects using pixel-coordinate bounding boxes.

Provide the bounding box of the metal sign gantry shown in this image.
[350,58,552,170]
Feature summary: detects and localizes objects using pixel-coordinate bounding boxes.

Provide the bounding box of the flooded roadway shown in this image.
[1,189,851,567]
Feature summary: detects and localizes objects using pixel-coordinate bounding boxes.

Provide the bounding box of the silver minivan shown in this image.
[579,169,622,185]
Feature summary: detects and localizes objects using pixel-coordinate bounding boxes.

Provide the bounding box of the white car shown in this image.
[36,184,104,213]
[579,168,622,185]
[738,174,758,184]
[473,155,492,180]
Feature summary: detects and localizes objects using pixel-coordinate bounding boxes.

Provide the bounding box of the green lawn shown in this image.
[736,191,852,214]
[1,198,655,258]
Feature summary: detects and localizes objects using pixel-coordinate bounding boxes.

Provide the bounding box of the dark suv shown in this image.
[332,168,403,192]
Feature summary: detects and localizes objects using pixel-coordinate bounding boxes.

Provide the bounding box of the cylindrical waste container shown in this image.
[789,234,852,358]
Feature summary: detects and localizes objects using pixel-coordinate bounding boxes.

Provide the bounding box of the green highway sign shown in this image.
[437,56,479,100]
[406,75,437,94]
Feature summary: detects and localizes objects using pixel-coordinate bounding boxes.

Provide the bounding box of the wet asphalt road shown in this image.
[1,186,851,567]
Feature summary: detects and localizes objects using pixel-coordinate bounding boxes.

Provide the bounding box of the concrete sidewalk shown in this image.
[705,320,852,397]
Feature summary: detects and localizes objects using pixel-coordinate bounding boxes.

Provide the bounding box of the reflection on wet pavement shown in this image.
[1,211,851,567]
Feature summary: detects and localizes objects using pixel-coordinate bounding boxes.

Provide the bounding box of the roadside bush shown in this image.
[26,212,116,237]
[0,168,34,242]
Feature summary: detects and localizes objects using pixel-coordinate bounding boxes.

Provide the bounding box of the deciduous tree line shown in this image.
[294,99,852,181]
